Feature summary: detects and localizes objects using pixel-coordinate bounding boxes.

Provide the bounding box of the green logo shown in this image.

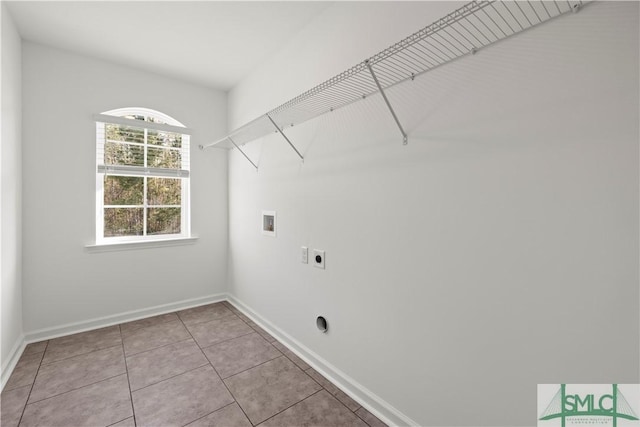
[539,384,639,427]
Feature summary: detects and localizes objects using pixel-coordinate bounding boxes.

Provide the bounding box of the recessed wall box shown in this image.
[262,211,276,237]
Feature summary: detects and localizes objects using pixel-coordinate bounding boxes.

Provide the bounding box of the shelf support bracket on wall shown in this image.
[267,114,304,161]
[228,136,258,170]
[366,60,408,145]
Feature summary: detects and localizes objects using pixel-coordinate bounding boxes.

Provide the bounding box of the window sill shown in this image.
[85,236,198,253]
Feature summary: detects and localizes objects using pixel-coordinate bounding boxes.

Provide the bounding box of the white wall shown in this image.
[22,43,228,333]
[1,3,24,379]
[227,2,639,426]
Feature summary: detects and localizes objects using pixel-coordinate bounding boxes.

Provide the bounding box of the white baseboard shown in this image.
[5,292,417,426]
[226,294,418,427]
[24,293,226,343]
[2,294,224,392]
[1,334,26,391]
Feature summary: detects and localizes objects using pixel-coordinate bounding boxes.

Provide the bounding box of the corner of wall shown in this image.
[0,1,25,389]
[225,294,418,427]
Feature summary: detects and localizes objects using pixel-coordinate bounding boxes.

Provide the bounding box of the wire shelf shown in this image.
[202,0,585,166]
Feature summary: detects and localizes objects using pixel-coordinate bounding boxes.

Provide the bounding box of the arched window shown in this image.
[94,108,191,243]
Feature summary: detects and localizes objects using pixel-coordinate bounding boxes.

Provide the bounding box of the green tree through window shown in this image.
[95,108,190,243]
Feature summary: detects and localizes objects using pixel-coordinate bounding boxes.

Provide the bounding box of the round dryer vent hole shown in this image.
[316,316,328,333]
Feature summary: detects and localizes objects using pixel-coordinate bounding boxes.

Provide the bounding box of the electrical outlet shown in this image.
[301,246,308,264]
[313,249,325,269]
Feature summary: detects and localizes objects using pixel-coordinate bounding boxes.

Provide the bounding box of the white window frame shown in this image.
[94,108,191,245]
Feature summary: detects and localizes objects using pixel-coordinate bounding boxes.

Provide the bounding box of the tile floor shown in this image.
[1,301,387,427]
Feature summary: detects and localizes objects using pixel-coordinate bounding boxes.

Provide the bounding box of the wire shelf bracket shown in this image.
[228,136,258,170]
[267,114,304,161]
[366,59,408,145]
[201,0,586,169]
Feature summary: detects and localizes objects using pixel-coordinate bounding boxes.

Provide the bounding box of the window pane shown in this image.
[148,147,181,169]
[148,130,182,148]
[106,124,144,143]
[104,176,143,205]
[147,208,181,235]
[104,208,143,237]
[147,178,181,206]
[105,141,144,166]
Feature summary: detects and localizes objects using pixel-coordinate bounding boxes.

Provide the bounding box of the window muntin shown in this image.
[95,109,190,244]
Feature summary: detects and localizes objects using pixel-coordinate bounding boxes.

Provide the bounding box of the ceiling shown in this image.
[5,1,333,91]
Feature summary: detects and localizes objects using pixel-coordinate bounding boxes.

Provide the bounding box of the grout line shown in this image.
[106,416,134,427]
[40,337,123,366]
[218,354,285,381]
[17,340,49,426]
[120,313,180,336]
[121,317,184,338]
[228,308,276,343]
[122,323,196,357]
[177,309,238,328]
[178,313,255,427]
[197,330,260,352]
[179,401,237,427]
[23,373,127,406]
[14,302,378,427]
[355,407,381,427]
[129,362,209,394]
[223,303,335,424]
[39,343,123,367]
[305,369,364,416]
[225,301,378,422]
[304,366,362,414]
[273,343,309,371]
[3,355,45,393]
[124,337,193,359]
[255,388,324,426]
[120,324,137,426]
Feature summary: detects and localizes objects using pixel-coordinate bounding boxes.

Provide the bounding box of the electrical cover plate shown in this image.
[313,249,325,269]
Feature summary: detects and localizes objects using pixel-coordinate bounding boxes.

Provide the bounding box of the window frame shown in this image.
[94,109,191,245]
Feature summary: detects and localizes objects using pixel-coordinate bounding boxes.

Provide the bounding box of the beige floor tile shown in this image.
[202,333,281,379]
[178,302,235,326]
[126,338,208,391]
[42,326,121,365]
[187,316,254,348]
[245,321,277,343]
[185,403,252,427]
[272,341,310,370]
[20,374,132,427]
[356,407,388,427]
[108,417,135,427]
[4,352,43,391]
[0,385,30,427]
[23,341,48,356]
[334,388,361,412]
[258,390,368,427]
[132,365,234,427]
[29,345,126,403]
[122,320,190,356]
[305,367,340,395]
[304,368,361,411]
[224,356,322,425]
[120,312,179,337]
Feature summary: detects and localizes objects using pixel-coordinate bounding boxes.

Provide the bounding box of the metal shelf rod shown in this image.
[228,136,258,170]
[267,114,304,161]
[366,60,408,145]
